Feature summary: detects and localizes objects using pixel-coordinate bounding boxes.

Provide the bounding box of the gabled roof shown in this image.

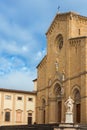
[46,11,87,35]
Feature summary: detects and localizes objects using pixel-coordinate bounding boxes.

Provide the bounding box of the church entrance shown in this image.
[58,101,62,123]
[43,110,45,123]
[54,83,63,123]
[74,89,81,123]
[76,104,80,123]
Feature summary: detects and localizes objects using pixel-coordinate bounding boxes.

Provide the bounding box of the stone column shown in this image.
[48,98,57,123]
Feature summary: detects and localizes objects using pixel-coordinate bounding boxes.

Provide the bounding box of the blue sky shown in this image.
[0,0,87,91]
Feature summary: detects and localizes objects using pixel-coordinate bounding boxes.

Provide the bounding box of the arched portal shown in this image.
[74,89,81,123]
[54,83,62,123]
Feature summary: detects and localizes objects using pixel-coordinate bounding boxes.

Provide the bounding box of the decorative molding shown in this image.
[70,40,81,47]
[37,71,87,92]
[64,71,87,82]
[69,39,81,53]
[69,37,87,53]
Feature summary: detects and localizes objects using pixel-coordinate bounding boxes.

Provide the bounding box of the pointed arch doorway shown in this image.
[74,89,81,123]
[54,83,63,123]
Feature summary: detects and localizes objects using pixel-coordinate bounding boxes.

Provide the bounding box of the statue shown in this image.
[65,96,74,112]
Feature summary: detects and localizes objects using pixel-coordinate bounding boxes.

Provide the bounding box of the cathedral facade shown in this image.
[36,12,87,124]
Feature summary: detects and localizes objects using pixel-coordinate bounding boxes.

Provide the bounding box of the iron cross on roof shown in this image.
[57,6,60,13]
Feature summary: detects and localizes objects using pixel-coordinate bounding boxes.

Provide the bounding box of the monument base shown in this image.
[54,123,79,130]
[65,112,73,123]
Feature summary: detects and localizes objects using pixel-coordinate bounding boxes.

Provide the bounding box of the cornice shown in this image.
[69,36,87,40]
[0,88,37,95]
[37,71,87,92]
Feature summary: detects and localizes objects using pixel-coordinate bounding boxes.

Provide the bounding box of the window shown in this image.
[78,29,80,35]
[16,110,22,122]
[17,97,22,100]
[56,34,63,50]
[74,89,81,103]
[5,95,11,100]
[28,98,33,101]
[54,83,64,97]
[5,112,10,121]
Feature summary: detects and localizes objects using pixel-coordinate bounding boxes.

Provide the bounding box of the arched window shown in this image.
[74,89,81,103]
[42,99,46,108]
[54,83,63,97]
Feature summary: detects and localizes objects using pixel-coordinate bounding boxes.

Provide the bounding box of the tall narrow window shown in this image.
[78,29,80,35]
[5,112,10,121]
[55,34,63,51]
[16,110,22,122]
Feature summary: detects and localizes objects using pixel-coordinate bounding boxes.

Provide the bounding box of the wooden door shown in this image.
[58,101,62,123]
[43,110,45,124]
[76,104,80,123]
[28,117,32,124]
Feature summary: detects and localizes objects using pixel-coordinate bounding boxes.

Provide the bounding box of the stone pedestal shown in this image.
[54,123,79,130]
[65,112,73,123]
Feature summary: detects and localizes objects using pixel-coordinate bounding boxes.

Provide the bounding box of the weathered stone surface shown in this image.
[36,11,87,124]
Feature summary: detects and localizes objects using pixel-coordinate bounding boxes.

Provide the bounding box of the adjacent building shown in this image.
[0,88,36,126]
[36,12,87,124]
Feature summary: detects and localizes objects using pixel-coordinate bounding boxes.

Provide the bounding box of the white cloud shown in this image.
[0,13,33,42]
[0,0,87,91]
[0,71,35,91]
[0,57,12,71]
[34,48,46,62]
